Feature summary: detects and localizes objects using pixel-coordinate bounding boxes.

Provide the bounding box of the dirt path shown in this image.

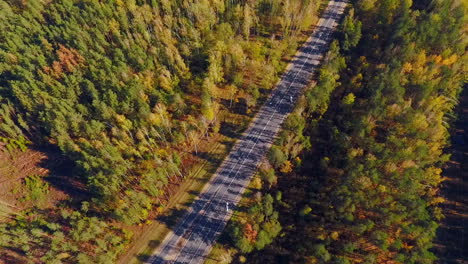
[434,86,468,264]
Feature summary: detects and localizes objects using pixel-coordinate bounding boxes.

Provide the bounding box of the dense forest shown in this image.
[0,0,324,262]
[226,0,467,263]
[1,0,466,262]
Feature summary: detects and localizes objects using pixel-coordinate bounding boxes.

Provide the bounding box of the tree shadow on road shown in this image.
[157,207,190,229]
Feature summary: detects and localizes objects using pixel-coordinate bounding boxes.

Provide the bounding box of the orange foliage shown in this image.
[43,44,84,78]
[243,223,258,242]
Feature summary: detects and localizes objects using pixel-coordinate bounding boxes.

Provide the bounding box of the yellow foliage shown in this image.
[157,148,168,158]
[135,130,145,140]
[57,253,70,259]
[93,140,104,149]
[251,177,262,190]
[430,197,445,205]
[384,162,397,173]
[442,54,458,65]
[349,148,364,158]
[6,53,18,64]
[109,19,120,32]
[115,114,127,125]
[295,156,302,164]
[411,112,429,131]
[401,160,417,169]
[366,153,377,161]
[147,113,161,126]
[415,50,427,67]
[378,185,387,193]
[433,55,442,64]
[203,106,215,121]
[316,233,326,240]
[351,73,363,87]
[402,62,413,73]
[280,160,293,174]
[356,176,372,189]
[156,206,164,213]
[403,243,414,250]
[158,69,173,91]
[386,104,402,118]
[139,90,149,102]
[330,231,339,240]
[77,137,87,143]
[424,167,444,186]
[72,143,81,152]
[142,70,155,90]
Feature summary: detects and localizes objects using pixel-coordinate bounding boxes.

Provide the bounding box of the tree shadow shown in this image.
[197,151,222,165]
[136,253,152,262]
[433,86,468,263]
[156,207,190,229]
[31,144,90,205]
[0,250,28,264]
[220,121,242,139]
[219,98,248,116]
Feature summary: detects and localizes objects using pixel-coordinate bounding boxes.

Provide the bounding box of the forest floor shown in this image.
[0,144,70,222]
[433,86,468,264]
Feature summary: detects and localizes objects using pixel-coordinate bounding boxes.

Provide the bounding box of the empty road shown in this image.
[147,1,348,263]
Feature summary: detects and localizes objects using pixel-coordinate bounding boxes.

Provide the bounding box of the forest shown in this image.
[0,0,326,262]
[224,0,467,263]
[1,0,466,263]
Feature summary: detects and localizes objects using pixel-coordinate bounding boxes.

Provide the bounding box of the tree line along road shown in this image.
[147,0,348,263]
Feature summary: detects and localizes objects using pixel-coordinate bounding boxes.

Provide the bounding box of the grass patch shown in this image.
[0,202,14,220]
[21,175,49,203]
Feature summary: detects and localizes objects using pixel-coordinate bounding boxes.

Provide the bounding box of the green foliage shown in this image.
[312,244,332,262]
[259,168,277,188]
[299,205,312,217]
[22,175,49,203]
[342,93,355,105]
[229,194,281,253]
[0,103,30,153]
[0,135,29,153]
[268,146,287,168]
[341,9,362,51]
[306,40,345,116]
[245,0,466,263]
[114,190,153,225]
[0,208,130,263]
[0,0,322,227]
[0,0,327,261]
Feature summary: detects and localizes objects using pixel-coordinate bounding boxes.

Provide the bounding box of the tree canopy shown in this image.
[236,0,467,263]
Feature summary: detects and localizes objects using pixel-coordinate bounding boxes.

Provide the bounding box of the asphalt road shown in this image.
[147,1,348,263]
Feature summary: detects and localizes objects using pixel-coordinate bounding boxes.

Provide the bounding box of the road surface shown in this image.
[147,1,348,263]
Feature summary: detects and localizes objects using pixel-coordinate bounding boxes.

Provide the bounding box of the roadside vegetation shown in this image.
[0,0,325,262]
[220,0,467,263]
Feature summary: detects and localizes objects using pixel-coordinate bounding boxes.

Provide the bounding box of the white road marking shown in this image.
[181,5,346,264]
[149,1,348,263]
